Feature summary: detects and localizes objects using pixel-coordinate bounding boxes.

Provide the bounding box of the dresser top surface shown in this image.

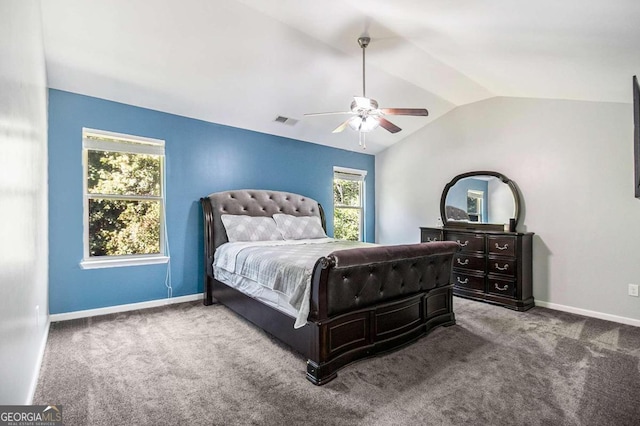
[420,226,534,237]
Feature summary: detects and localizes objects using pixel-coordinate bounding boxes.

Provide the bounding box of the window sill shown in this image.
[80,256,169,270]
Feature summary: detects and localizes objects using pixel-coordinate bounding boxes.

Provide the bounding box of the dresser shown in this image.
[421,227,534,311]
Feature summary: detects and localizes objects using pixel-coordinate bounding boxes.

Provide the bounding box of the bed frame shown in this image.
[201,189,460,385]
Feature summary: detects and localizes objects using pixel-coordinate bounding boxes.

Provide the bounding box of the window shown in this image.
[81,128,168,269]
[467,189,484,222]
[333,167,366,241]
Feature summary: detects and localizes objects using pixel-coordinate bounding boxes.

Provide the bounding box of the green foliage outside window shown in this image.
[334,207,361,241]
[87,150,162,256]
[333,178,362,241]
[334,179,360,207]
[467,196,479,214]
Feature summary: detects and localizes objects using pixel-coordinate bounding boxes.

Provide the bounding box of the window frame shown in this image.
[80,128,169,269]
[333,166,367,242]
[467,189,484,223]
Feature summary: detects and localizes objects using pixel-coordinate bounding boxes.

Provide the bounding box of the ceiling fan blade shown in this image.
[304,111,353,117]
[378,117,402,134]
[380,108,429,116]
[332,117,355,133]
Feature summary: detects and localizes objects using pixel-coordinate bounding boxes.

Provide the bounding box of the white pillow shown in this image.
[273,214,327,240]
[221,215,283,242]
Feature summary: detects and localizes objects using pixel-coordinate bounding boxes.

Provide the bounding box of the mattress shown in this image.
[213,238,374,328]
[214,267,299,318]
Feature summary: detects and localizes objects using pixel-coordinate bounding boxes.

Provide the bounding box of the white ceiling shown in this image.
[40,0,640,153]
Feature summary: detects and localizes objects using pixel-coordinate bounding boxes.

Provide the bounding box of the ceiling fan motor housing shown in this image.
[350,98,378,112]
[358,36,370,49]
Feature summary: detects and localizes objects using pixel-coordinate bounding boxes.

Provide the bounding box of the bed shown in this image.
[200,189,460,385]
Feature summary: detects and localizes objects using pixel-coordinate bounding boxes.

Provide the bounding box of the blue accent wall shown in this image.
[48,89,375,314]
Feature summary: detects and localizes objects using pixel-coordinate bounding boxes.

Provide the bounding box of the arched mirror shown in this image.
[440,171,521,231]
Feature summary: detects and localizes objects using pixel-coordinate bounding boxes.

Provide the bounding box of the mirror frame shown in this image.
[440,171,521,231]
[633,76,640,198]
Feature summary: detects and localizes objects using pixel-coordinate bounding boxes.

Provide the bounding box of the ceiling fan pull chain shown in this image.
[358,131,366,149]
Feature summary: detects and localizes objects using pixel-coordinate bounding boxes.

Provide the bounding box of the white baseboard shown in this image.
[536,300,640,327]
[26,318,51,405]
[49,294,204,323]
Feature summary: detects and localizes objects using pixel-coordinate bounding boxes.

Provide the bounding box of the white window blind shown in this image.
[333,166,367,182]
[83,128,165,155]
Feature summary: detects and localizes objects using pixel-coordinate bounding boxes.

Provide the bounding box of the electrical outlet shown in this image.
[35,305,40,326]
[629,284,639,297]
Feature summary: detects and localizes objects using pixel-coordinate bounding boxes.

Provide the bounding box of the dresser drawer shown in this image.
[420,227,534,310]
[488,235,516,257]
[420,228,443,242]
[487,277,516,298]
[453,253,485,273]
[452,272,485,292]
[447,232,484,253]
[487,256,517,277]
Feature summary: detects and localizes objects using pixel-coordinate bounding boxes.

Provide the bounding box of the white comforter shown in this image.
[214,238,373,328]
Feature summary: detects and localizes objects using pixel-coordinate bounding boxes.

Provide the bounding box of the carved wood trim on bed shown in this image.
[200,189,460,385]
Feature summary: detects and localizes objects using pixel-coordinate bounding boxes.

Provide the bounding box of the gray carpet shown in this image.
[34,297,640,426]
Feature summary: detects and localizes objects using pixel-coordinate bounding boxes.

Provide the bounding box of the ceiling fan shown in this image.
[305,36,429,149]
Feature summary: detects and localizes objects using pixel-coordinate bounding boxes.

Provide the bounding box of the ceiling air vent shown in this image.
[274,115,298,126]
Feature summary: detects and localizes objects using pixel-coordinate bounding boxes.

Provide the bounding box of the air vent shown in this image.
[274,116,298,126]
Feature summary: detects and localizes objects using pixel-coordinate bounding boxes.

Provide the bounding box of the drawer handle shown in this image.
[427,237,439,242]
[457,277,469,284]
[495,243,509,250]
[495,263,509,271]
[457,258,469,265]
[456,240,469,247]
[494,283,509,291]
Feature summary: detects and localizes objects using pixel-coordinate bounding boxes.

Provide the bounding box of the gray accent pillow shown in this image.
[221,215,283,242]
[273,214,327,240]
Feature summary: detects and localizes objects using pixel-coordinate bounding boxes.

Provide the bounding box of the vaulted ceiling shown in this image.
[40,0,640,153]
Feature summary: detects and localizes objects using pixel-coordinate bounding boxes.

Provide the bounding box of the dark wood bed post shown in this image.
[318,203,326,233]
[309,258,331,321]
[200,197,215,305]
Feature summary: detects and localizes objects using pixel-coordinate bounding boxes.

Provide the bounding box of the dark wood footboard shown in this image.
[306,285,455,385]
[305,242,459,384]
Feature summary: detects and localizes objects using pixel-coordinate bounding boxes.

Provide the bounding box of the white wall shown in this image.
[0,0,49,404]
[487,178,513,224]
[376,96,640,323]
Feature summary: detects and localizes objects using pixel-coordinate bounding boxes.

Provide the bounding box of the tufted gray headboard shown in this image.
[202,189,326,252]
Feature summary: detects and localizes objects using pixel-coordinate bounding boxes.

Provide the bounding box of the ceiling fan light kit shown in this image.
[348,115,380,132]
[305,36,429,149]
